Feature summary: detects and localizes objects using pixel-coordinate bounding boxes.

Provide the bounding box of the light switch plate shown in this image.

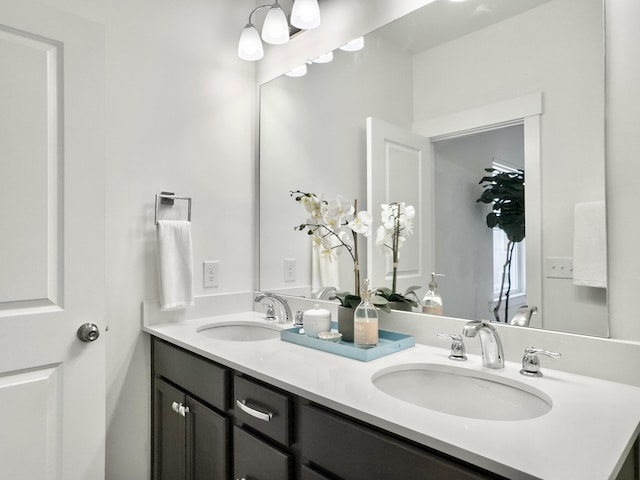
[545,257,573,279]
[284,258,296,282]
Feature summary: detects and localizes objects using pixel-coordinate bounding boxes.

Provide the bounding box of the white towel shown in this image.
[311,236,340,291]
[156,220,194,310]
[573,201,607,288]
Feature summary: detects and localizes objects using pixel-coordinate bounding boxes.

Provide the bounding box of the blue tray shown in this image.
[280,322,414,362]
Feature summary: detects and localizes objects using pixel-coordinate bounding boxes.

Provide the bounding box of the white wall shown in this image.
[36,0,256,478]
[606,0,640,342]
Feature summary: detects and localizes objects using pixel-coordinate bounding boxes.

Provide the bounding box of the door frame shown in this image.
[413,92,543,327]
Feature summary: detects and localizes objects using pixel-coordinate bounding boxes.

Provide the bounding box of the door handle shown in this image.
[77,323,100,342]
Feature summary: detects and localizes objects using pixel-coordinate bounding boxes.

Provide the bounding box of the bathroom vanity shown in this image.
[152,336,502,480]
[144,303,640,480]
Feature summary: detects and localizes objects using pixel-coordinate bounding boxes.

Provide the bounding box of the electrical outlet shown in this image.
[284,258,296,282]
[545,257,573,279]
[203,260,219,288]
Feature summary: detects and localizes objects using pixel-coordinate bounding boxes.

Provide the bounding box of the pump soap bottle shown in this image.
[422,273,445,315]
[354,279,378,348]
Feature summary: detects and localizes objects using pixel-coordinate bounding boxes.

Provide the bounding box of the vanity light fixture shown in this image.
[261,2,289,45]
[312,51,333,63]
[291,0,321,29]
[339,36,365,52]
[238,0,321,61]
[285,64,308,77]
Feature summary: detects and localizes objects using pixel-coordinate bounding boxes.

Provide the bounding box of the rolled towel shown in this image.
[156,220,194,310]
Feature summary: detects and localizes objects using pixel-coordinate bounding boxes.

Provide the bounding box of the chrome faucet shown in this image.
[510,305,538,327]
[313,286,337,300]
[462,320,504,369]
[254,293,292,324]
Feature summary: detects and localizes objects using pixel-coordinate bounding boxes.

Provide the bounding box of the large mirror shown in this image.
[259,0,608,337]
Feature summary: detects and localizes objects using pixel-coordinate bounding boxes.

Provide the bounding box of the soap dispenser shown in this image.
[422,273,445,315]
[354,279,378,348]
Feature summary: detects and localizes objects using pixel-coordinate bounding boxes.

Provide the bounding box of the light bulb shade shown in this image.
[291,0,320,30]
[238,24,264,61]
[285,64,307,77]
[312,51,333,64]
[262,5,289,45]
[339,37,365,52]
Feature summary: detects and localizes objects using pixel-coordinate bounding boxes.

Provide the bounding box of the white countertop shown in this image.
[144,311,640,480]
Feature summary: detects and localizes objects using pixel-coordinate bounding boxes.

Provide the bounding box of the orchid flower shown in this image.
[291,190,370,296]
[348,210,372,237]
[376,202,416,294]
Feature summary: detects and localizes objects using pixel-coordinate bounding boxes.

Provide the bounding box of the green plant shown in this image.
[332,291,391,313]
[477,168,525,322]
[372,286,421,310]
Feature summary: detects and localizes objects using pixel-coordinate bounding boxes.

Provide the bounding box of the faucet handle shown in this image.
[520,346,561,377]
[265,304,277,321]
[437,333,467,361]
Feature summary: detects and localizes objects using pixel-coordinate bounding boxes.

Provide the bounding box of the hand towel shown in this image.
[311,236,340,291]
[156,220,194,310]
[573,201,607,288]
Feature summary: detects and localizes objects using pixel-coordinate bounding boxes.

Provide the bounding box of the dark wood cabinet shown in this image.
[151,337,505,480]
[300,403,503,480]
[153,378,187,480]
[152,340,229,480]
[233,426,292,480]
[187,396,228,480]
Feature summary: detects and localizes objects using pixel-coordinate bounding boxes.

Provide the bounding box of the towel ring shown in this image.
[154,192,192,225]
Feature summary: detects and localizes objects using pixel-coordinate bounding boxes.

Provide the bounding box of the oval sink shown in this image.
[372,363,552,421]
[197,321,281,342]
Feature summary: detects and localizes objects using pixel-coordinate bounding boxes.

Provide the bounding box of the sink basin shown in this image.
[197,321,282,341]
[372,363,552,421]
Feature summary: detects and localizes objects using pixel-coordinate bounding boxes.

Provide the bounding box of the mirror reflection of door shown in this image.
[432,125,525,322]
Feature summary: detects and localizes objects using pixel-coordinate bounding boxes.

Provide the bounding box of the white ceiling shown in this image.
[377,0,552,54]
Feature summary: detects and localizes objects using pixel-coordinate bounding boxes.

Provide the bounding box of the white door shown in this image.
[366,117,434,297]
[0,1,105,479]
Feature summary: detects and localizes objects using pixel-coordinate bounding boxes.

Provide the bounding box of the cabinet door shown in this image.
[233,426,291,480]
[153,378,187,480]
[301,465,334,480]
[301,404,503,480]
[186,395,228,480]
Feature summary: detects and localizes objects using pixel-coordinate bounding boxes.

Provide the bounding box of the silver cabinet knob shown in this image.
[77,323,100,342]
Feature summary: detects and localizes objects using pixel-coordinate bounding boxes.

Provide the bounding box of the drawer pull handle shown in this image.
[236,399,272,422]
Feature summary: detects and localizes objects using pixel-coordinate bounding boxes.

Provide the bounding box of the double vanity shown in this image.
[143,293,640,480]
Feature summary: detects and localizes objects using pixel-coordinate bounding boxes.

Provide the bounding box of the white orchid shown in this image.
[348,210,372,237]
[375,202,416,296]
[325,195,355,225]
[292,190,370,296]
[377,202,414,252]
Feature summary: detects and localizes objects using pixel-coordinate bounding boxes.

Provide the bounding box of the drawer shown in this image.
[233,426,291,480]
[300,465,333,480]
[300,404,502,480]
[233,375,291,446]
[153,338,228,411]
